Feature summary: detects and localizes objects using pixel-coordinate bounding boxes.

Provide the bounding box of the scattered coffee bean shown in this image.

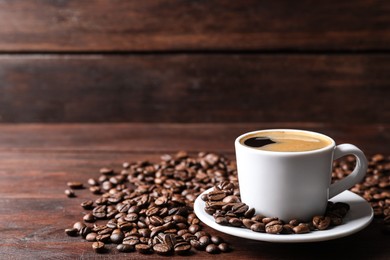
[92,241,105,254]
[218,242,230,252]
[211,235,224,245]
[265,220,283,234]
[83,213,95,223]
[85,232,97,242]
[65,189,76,198]
[67,181,84,189]
[65,228,78,237]
[205,244,220,254]
[80,200,94,210]
[117,243,135,252]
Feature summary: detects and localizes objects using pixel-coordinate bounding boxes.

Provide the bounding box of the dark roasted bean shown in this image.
[211,235,224,245]
[199,235,211,248]
[229,218,242,227]
[85,232,97,242]
[65,228,78,236]
[218,243,230,252]
[110,229,124,244]
[67,181,84,189]
[83,213,95,223]
[188,224,200,234]
[293,223,311,234]
[135,243,152,254]
[206,244,220,254]
[174,241,191,254]
[92,241,105,253]
[312,216,331,230]
[250,222,265,232]
[73,221,86,231]
[65,189,76,198]
[265,220,283,234]
[153,243,172,255]
[117,243,135,252]
[80,200,94,210]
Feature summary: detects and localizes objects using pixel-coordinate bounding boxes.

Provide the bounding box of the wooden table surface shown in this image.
[1,123,389,259]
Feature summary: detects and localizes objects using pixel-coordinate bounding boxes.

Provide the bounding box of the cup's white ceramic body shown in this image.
[235,129,368,222]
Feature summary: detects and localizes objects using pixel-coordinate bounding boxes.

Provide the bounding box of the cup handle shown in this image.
[329,144,368,198]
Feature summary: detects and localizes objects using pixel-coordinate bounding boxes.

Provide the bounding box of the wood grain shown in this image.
[0,54,389,123]
[0,0,388,51]
[0,123,388,259]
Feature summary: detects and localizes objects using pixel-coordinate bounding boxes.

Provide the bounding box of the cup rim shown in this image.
[235,129,336,155]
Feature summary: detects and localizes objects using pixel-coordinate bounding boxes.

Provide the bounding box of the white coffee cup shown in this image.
[235,129,368,222]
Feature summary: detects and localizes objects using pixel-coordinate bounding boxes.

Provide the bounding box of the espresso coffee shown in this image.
[241,131,332,152]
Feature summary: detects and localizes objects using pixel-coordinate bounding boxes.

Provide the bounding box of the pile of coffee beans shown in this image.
[65,152,235,255]
[65,152,390,255]
[202,181,350,234]
[333,154,390,232]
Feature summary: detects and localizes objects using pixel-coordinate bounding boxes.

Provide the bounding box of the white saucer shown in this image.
[194,188,373,243]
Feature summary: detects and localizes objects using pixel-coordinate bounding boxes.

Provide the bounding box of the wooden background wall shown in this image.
[0,0,389,124]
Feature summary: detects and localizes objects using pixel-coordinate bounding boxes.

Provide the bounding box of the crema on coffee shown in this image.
[240,131,332,152]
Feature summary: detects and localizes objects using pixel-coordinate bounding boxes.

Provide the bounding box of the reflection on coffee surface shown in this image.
[241,131,332,152]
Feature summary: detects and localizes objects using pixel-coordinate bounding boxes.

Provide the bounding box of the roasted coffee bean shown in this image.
[312,216,331,230]
[174,241,191,254]
[83,213,95,223]
[262,217,278,224]
[218,242,230,252]
[110,229,124,244]
[293,223,311,234]
[65,228,78,237]
[96,234,111,243]
[92,241,106,253]
[117,243,135,252]
[188,224,200,234]
[244,208,256,218]
[73,221,86,231]
[199,235,211,248]
[289,219,299,226]
[207,191,226,201]
[123,236,140,246]
[215,217,229,226]
[88,178,99,186]
[232,203,249,214]
[85,232,97,242]
[251,215,264,222]
[250,222,265,232]
[195,231,209,239]
[135,243,152,254]
[204,207,216,215]
[89,186,101,194]
[80,200,94,210]
[326,212,343,226]
[100,168,114,175]
[191,239,203,250]
[206,244,220,254]
[139,228,151,238]
[67,181,84,189]
[265,220,283,234]
[281,224,295,234]
[229,218,242,227]
[80,226,92,238]
[153,243,172,255]
[211,235,224,245]
[222,195,240,203]
[242,219,256,229]
[65,189,76,198]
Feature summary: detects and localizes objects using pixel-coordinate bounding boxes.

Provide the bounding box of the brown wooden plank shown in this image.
[0,55,389,124]
[0,123,388,154]
[0,1,388,51]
